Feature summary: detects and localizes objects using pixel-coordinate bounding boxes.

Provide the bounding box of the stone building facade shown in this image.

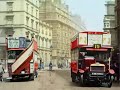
[103,0,117,47]
[39,0,85,67]
[0,0,52,68]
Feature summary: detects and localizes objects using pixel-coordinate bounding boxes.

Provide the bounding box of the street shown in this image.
[0,70,119,90]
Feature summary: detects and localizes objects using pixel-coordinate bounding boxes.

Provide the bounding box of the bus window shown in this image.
[8,50,23,59]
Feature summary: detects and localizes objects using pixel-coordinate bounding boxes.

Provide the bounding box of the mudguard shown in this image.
[79,69,84,73]
[108,69,115,74]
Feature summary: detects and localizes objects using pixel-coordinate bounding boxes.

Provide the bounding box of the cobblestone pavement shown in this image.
[0,70,119,90]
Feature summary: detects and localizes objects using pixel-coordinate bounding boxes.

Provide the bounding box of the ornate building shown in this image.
[39,0,85,67]
[39,21,52,68]
[0,0,53,68]
[103,0,117,48]
[115,0,120,49]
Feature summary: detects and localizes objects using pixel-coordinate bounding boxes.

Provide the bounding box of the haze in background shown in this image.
[65,0,106,31]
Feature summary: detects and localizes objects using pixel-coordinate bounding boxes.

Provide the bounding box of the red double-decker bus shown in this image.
[71,31,115,87]
[7,37,38,81]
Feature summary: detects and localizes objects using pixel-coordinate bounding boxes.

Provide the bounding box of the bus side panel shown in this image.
[71,38,78,49]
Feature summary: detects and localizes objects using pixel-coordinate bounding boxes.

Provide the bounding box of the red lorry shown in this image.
[7,37,38,81]
[71,31,115,87]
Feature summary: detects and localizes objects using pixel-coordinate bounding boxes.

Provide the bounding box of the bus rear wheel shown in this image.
[71,73,75,82]
[107,82,112,88]
[29,74,34,81]
[80,74,84,86]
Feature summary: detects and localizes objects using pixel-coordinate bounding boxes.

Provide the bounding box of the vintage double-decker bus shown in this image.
[71,31,115,87]
[7,37,38,81]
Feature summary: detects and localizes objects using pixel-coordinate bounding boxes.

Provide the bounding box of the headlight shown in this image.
[21,71,25,74]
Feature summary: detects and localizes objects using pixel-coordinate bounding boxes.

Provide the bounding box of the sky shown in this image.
[65,0,106,31]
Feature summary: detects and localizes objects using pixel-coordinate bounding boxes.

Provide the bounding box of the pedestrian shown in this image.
[41,62,44,69]
[60,64,63,69]
[0,63,4,82]
[49,62,52,71]
[34,69,38,78]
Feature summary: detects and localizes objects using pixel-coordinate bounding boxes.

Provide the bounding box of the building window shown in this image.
[7,2,13,11]
[49,30,51,36]
[26,3,29,12]
[31,19,34,28]
[42,27,44,34]
[36,0,38,6]
[46,40,47,48]
[42,52,43,59]
[42,39,44,47]
[31,7,33,15]
[46,28,47,35]
[26,17,29,26]
[36,10,38,18]
[49,40,51,48]
[42,39,43,47]
[104,22,110,28]
[36,22,38,30]
[6,16,14,24]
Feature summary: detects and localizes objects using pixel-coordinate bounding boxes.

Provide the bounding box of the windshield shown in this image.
[82,51,110,61]
[80,51,110,61]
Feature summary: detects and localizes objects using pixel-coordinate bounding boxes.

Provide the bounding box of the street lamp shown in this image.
[50,45,53,64]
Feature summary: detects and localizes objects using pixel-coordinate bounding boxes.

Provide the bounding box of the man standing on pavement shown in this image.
[0,63,4,82]
[34,68,38,78]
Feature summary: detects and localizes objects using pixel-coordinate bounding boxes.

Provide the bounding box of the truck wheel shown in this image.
[72,77,75,82]
[71,73,75,82]
[80,74,84,86]
[11,76,15,82]
[29,74,34,81]
[107,82,112,88]
[72,75,75,82]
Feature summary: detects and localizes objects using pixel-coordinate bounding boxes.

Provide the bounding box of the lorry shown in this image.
[7,37,38,81]
[71,31,115,87]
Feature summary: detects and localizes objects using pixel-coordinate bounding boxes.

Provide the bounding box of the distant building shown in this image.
[0,0,52,68]
[103,0,117,47]
[115,0,120,49]
[39,0,86,67]
[114,0,120,81]
[39,21,52,67]
[71,15,87,31]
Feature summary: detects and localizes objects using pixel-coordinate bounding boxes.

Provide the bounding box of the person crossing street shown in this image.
[49,62,53,71]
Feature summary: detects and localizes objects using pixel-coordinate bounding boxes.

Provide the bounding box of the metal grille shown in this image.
[90,66,104,72]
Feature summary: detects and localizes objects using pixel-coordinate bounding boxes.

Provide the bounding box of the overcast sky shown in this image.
[65,0,106,31]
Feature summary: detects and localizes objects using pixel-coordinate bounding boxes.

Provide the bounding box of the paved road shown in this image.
[55,70,120,88]
[0,70,119,90]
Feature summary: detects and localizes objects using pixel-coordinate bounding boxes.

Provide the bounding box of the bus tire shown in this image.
[107,81,112,88]
[29,74,34,81]
[80,74,84,86]
[71,73,75,82]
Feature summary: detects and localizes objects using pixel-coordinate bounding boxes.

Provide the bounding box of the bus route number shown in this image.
[93,44,101,49]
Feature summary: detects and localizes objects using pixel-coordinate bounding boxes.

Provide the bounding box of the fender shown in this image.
[108,69,115,74]
[79,69,84,73]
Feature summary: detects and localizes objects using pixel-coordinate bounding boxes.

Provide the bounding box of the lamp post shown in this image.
[50,45,53,65]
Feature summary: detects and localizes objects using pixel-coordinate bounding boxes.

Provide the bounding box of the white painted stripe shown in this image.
[12,41,33,73]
